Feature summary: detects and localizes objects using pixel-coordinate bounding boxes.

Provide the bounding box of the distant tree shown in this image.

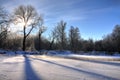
[81,39,94,52]
[100,25,120,53]
[36,16,46,50]
[94,40,103,51]
[94,25,120,53]
[48,28,58,50]
[102,35,114,52]
[87,39,94,51]
[34,36,49,50]
[26,36,35,51]
[0,6,10,48]
[69,26,81,52]
[13,5,39,51]
[55,20,67,50]
[6,33,22,50]
[111,25,120,52]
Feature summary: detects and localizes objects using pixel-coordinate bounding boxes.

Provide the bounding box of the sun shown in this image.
[17,22,25,27]
[15,19,33,28]
[11,18,33,33]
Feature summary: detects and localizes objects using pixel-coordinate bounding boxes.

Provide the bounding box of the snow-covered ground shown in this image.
[0,55,120,80]
[0,50,120,79]
[47,51,120,61]
[51,54,120,61]
[0,50,120,61]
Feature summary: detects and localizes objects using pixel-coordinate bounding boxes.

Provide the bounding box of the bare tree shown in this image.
[36,16,46,50]
[69,26,81,52]
[6,32,22,50]
[0,6,10,48]
[13,5,39,51]
[111,25,120,52]
[55,20,67,50]
[48,28,58,50]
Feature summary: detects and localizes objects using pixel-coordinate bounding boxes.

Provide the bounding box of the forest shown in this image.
[0,5,120,54]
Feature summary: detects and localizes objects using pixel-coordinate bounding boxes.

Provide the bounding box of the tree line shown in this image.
[0,5,120,54]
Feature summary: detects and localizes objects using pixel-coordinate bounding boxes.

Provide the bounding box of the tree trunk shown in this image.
[22,36,26,51]
[22,25,26,51]
[38,33,41,50]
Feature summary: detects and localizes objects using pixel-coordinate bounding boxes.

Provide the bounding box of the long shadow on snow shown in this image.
[31,57,119,80]
[54,56,120,67]
[77,58,120,66]
[24,55,42,80]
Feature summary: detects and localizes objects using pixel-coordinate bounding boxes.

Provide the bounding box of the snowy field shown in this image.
[0,54,120,80]
[51,54,120,61]
[47,51,120,61]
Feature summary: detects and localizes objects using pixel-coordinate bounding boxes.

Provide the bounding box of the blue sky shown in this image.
[0,0,120,40]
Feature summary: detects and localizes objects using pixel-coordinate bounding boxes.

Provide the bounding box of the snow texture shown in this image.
[47,51,120,61]
[0,55,120,80]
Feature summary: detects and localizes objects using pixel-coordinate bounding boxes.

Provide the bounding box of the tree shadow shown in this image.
[77,59,120,66]
[31,58,119,80]
[23,55,42,80]
[55,56,120,67]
